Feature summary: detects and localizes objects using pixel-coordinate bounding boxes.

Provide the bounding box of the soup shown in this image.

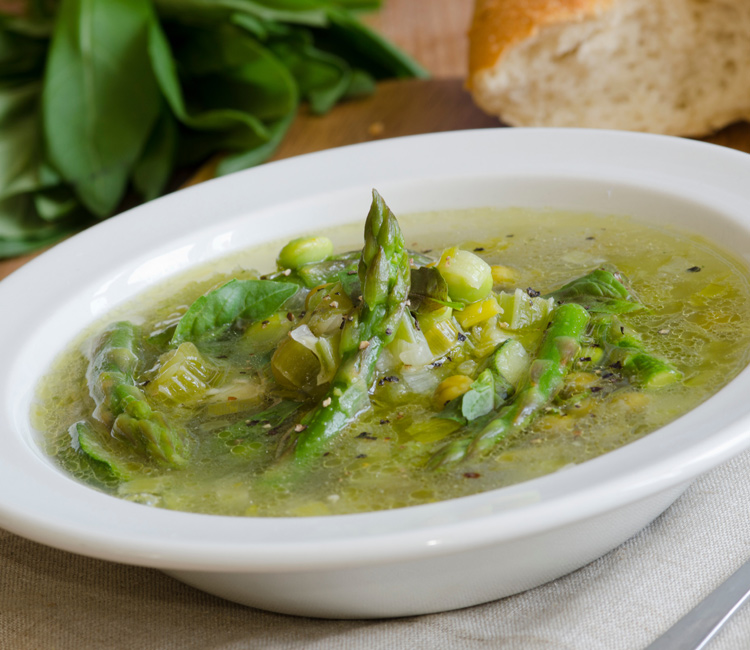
[33,193,750,516]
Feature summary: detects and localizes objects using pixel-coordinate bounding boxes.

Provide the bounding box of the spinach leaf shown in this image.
[0,81,47,202]
[132,106,178,201]
[171,278,298,345]
[321,7,429,80]
[269,29,354,114]
[409,266,464,312]
[0,0,425,258]
[42,0,163,217]
[439,369,498,425]
[0,192,83,257]
[148,18,298,167]
[459,369,496,422]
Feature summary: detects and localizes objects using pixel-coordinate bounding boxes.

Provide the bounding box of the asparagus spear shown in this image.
[291,190,410,462]
[86,321,188,467]
[430,302,590,466]
[589,314,682,388]
[545,268,644,314]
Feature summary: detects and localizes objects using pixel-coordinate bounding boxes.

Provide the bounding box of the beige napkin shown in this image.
[3,448,750,650]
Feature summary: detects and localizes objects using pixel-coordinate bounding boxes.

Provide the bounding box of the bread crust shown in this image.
[468,0,616,83]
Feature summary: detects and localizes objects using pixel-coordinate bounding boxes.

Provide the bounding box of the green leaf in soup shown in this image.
[132,106,178,202]
[171,279,299,346]
[460,369,496,422]
[409,266,464,312]
[42,0,163,217]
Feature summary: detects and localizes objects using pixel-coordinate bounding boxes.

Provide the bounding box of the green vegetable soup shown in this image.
[33,194,750,516]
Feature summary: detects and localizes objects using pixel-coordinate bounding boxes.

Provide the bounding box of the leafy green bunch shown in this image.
[0,0,426,257]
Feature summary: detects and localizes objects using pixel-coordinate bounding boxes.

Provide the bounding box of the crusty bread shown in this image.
[468,0,750,136]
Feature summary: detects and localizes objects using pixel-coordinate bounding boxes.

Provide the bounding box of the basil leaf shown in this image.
[42,0,162,217]
[33,184,80,221]
[0,193,82,256]
[322,7,429,79]
[0,81,47,201]
[0,0,425,258]
[0,27,48,82]
[132,106,178,202]
[171,279,299,345]
[409,266,464,312]
[215,109,295,174]
[460,369,496,422]
[270,30,352,114]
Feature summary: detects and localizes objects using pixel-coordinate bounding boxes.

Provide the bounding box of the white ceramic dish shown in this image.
[2,128,750,619]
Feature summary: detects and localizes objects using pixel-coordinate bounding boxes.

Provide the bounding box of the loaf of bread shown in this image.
[468,0,750,136]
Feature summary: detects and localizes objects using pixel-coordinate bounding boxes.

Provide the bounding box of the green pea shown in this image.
[437,247,493,303]
[277,236,334,270]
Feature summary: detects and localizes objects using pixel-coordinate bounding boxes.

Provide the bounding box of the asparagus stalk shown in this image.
[86,321,188,467]
[291,190,410,462]
[430,302,590,466]
[545,268,643,314]
[590,314,682,388]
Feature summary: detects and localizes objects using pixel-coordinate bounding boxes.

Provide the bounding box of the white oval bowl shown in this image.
[2,128,750,619]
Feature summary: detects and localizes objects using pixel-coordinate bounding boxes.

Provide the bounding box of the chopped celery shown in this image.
[455,296,501,329]
[417,306,461,358]
[489,339,530,389]
[148,342,223,405]
[496,288,554,330]
[289,324,340,385]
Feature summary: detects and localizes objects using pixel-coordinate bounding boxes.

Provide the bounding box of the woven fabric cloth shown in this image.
[3,449,750,650]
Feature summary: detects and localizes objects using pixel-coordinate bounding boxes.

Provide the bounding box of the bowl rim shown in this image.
[3,127,750,572]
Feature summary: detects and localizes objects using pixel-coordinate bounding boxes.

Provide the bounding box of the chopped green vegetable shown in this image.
[430,303,591,466]
[436,247,493,304]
